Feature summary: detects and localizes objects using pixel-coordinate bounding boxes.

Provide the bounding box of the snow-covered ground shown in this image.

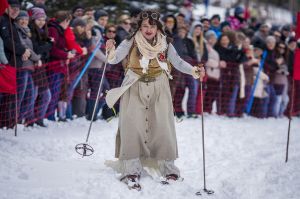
[0,115,299,199]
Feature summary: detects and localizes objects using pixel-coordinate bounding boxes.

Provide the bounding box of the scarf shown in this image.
[134,31,171,78]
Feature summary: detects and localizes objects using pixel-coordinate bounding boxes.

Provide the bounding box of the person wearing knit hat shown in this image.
[31,7,47,20]
[94,9,108,34]
[8,0,21,8]
[205,30,217,41]
[220,21,231,33]
[72,4,84,18]
[210,14,221,38]
[71,18,87,28]
[16,10,29,21]
[94,9,108,22]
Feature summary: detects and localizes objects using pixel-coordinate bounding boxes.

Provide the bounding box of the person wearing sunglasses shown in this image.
[105,10,205,190]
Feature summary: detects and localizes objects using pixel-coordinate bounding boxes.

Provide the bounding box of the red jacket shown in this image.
[64,27,83,54]
[47,19,68,74]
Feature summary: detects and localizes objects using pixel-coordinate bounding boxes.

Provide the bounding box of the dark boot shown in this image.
[35,119,47,127]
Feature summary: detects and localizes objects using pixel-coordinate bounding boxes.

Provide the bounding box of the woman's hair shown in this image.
[127,10,172,43]
[105,24,117,32]
[275,41,287,58]
[215,33,231,48]
[30,19,49,41]
[192,24,204,56]
[54,10,72,23]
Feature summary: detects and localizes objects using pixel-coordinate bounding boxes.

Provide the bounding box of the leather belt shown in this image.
[139,76,156,83]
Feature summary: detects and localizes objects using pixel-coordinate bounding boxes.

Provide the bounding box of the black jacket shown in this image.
[0,14,26,67]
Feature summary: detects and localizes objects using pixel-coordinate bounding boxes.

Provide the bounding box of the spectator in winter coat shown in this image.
[251,23,271,47]
[94,9,108,35]
[227,6,247,31]
[273,42,289,117]
[15,10,42,126]
[189,22,208,63]
[70,18,92,118]
[286,37,297,75]
[173,26,198,118]
[115,15,131,46]
[215,32,246,116]
[46,10,75,122]
[162,14,177,39]
[209,14,221,38]
[220,21,232,33]
[280,25,291,43]
[263,36,279,117]
[29,7,52,127]
[0,35,9,106]
[86,17,109,121]
[0,0,28,128]
[203,30,222,113]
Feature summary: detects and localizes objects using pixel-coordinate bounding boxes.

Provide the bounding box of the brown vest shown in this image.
[124,41,172,78]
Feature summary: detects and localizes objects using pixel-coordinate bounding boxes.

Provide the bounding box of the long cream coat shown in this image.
[106,38,194,161]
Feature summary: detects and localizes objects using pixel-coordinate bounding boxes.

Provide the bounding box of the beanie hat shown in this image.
[71,18,87,27]
[220,21,231,30]
[205,30,217,40]
[234,6,244,16]
[210,14,220,21]
[8,0,20,7]
[31,7,47,20]
[72,4,84,14]
[16,10,29,21]
[94,9,108,21]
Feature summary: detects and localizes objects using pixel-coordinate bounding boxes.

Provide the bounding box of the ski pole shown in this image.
[196,66,214,196]
[75,50,109,157]
[246,51,268,114]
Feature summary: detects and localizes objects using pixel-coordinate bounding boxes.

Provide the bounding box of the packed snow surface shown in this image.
[0,115,299,199]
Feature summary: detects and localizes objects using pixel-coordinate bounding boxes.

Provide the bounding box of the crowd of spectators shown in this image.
[0,0,299,129]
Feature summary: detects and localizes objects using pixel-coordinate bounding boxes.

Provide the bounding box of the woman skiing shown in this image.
[105,10,205,190]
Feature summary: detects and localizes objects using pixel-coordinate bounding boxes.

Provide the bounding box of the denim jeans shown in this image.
[186,75,199,115]
[227,84,239,116]
[265,84,277,117]
[34,87,51,120]
[17,70,35,122]
[46,72,64,121]
[274,85,289,117]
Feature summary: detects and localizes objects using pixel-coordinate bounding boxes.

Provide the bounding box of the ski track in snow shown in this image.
[0,115,299,199]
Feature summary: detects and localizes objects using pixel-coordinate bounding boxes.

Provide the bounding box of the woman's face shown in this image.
[207,36,217,46]
[277,44,286,55]
[75,25,85,35]
[266,41,275,50]
[193,26,202,36]
[34,17,46,29]
[106,27,116,39]
[140,18,158,41]
[220,35,230,48]
[17,18,29,28]
[165,17,175,30]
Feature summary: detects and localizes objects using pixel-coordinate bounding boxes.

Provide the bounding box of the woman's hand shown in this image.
[106,39,116,51]
[219,60,227,68]
[192,65,205,81]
